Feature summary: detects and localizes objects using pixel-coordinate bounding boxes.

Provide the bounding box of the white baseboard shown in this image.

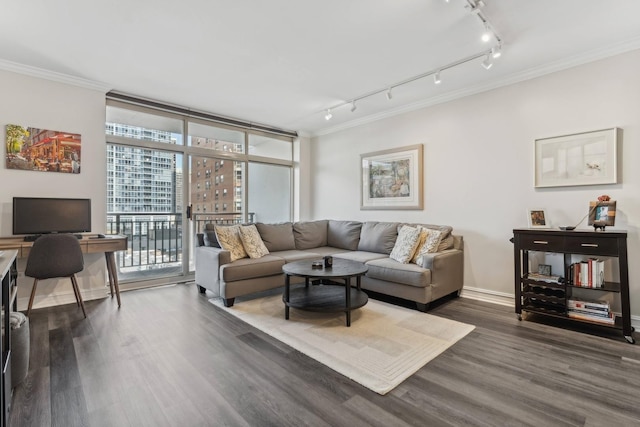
[460,286,514,307]
[461,286,640,330]
[16,288,109,312]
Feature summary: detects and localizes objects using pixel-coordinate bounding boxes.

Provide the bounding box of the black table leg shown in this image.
[345,277,351,327]
[285,274,290,320]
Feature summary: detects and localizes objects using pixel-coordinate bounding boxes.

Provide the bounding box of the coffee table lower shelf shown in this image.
[284,285,368,326]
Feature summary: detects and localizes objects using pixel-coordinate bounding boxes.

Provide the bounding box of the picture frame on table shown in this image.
[527,209,549,228]
[534,128,619,188]
[588,200,616,228]
[360,144,423,210]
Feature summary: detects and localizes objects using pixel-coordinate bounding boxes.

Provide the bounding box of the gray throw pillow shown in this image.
[327,220,362,250]
[358,222,399,254]
[203,224,221,247]
[255,222,296,252]
[293,220,328,249]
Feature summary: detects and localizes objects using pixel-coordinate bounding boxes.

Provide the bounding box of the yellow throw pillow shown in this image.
[239,224,269,258]
[412,227,443,266]
[214,225,248,262]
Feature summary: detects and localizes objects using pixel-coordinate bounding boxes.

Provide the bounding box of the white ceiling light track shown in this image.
[323,0,503,120]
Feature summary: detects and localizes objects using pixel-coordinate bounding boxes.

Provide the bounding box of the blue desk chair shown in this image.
[25,234,87,318]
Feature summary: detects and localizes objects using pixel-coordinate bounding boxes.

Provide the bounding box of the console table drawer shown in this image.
[518,235,564,252]
[564,236,618,256]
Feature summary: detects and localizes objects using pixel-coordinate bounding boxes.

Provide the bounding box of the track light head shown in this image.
[491,45,502,58]
[386,88,393,100]
[481,54,493,70]
[350,101,357,112]
[433,71,441,85]
[325,109,332,120]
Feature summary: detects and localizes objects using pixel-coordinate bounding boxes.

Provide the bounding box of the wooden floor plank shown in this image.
[9,283,640,427]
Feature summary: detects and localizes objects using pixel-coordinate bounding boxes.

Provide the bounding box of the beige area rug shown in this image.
[211,293,475,395]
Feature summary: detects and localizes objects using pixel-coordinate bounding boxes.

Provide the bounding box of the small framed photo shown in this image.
[528,209,549,228]
[538,264,552,276]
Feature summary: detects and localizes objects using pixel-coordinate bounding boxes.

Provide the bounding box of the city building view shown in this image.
[105,112,291,281]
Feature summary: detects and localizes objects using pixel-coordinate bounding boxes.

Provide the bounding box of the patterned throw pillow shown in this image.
[389,225,422,264]
[238,225,270,259]
[411,227,431,264]
[214,225,248,262]
[412,227,443,266]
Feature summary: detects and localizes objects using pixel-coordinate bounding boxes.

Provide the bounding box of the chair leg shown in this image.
[70,275,87,318]
[27,278,39,317]
[70,275,81,306]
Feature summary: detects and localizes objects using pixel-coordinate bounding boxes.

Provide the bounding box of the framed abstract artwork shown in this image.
[361,144,423,210]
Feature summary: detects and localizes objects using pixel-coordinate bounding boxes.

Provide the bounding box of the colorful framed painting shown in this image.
[361,144,423,210]
[5,124,81,174]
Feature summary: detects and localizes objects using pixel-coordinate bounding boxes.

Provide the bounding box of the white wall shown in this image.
[0,69,108,310]
[309,49,640,320]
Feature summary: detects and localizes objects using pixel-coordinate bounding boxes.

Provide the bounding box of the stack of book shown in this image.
[567,258,604,288]
[567,298,615,325]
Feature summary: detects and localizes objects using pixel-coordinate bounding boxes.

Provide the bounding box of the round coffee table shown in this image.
[282,258,368,326]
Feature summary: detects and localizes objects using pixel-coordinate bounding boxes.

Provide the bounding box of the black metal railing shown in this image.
[105,212,255,273]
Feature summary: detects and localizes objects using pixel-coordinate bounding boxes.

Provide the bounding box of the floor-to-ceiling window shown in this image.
[105,97,295,287]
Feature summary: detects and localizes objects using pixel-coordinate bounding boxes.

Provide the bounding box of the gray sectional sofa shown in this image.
[195,220,463,311]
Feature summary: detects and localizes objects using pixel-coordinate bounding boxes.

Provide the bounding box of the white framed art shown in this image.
[534,128,619,188]
[527,209,549,228]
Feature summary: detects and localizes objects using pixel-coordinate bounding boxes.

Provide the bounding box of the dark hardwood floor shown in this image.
[9,284,640,427]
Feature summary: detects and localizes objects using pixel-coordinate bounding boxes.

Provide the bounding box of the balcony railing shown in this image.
[106,212,255,276]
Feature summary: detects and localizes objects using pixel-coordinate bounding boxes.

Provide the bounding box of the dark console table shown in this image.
[282,259,368,326]
[513,228,634,344]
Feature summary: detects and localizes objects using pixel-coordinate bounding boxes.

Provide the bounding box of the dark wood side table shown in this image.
[513,228,634,344]
[282,258,369,326]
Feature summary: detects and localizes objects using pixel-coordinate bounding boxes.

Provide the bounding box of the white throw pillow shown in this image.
[215,225,248,262]
[238,224,269,258]
[412,227,443,266]
[389,225,422,264]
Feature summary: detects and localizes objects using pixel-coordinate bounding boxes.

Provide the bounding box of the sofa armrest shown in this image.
[195,246,231,296]
[420,249,464,295]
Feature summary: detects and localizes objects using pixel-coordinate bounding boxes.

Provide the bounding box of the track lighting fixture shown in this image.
[481,54,493,70]
[319,1,503,122]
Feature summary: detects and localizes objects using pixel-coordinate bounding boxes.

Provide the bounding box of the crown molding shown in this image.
[0,59,112,93]
[311,37,640,138]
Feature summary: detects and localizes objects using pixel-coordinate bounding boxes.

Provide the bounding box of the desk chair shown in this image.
[25,234,87,318]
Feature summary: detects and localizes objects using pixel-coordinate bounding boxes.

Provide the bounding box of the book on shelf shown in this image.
[568,260,605,288]
[567,297,610,310]
[568,308,610,318]
[567,310,615,325]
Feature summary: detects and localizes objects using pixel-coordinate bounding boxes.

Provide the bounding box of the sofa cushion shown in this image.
[256,222,296,252]
[238,224,269,258]
[358,221,400,254]
[269,250,321,263]
[220,255,285,282]
[327,220,362,250]
[203,223,221,248]
[389,225,421,264]
[293,220,328,249]
[412,227,444,265]
[365,257,431,288]
[214,225,247,262]
[333,251,388,263]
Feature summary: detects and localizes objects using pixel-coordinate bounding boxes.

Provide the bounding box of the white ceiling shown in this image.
[2,0,640,136]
